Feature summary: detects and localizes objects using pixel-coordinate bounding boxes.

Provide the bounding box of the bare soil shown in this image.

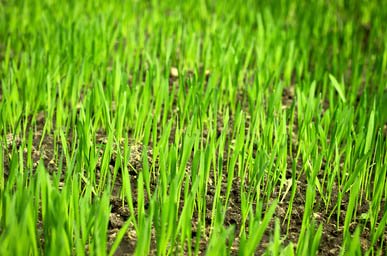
[2,71,386,255]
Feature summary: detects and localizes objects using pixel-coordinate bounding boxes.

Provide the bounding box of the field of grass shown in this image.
[1,0,387,255]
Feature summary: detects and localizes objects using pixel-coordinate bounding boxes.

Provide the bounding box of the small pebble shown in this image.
[170,67,178,77]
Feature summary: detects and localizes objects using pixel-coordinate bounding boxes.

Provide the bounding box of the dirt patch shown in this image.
[98,84,384,255]
[282,86,295,109]
[2,85,386,255]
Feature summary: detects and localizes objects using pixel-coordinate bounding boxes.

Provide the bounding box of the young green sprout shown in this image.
[0,0,386,255]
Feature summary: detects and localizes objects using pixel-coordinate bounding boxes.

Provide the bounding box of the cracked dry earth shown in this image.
[2,83,387,255]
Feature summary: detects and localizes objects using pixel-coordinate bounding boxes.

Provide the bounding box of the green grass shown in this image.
[0,0,386,255]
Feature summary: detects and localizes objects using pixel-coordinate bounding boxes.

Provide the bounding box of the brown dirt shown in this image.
[2,74,386,255]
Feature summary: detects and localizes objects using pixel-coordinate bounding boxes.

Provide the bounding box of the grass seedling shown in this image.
[0,0,386,255]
